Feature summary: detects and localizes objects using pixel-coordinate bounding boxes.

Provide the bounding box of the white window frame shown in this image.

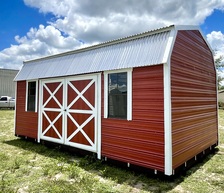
[26,80,38,112]
[104,68,132,121]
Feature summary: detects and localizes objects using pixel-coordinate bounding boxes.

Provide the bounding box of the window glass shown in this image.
[108,72,127,118]
[0,97,7,101]
[27,81,36,111]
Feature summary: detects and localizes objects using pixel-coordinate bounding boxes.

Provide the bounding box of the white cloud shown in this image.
[207,31,224,84]
[24,0,74,17]
[207,31,224,57]
[25,0,224,43]
[0,24,81,69]
[1,0,224,69]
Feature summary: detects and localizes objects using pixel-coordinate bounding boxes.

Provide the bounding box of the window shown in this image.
[108,72,127,118]
[104,69,132,120]
[0,97,7,101]
[27,81,37,111]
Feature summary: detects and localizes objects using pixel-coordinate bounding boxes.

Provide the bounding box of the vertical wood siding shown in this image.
[171,30,218,169]
[102,65,165,172]
[15,81,38,139]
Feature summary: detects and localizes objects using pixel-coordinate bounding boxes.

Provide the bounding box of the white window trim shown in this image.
[104,68,132,121]
[26,80,38,112]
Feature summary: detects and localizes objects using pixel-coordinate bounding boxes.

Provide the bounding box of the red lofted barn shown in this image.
[14,25,218,175]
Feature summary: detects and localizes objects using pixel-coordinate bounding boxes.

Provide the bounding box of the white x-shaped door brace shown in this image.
[66,79,96,147]
[41,82,63,140]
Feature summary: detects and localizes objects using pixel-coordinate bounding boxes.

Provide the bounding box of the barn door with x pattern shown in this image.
[40,79,65,144]
[39,75,100,155]
[65,76,98,152]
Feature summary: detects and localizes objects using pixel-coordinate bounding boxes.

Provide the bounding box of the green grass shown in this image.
[219,109,224,143]
[0,109,224,193]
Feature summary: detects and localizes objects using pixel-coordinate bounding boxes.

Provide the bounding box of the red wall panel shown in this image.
[102,65,165,172]
[171,30,218,169]
[15,81,38,139]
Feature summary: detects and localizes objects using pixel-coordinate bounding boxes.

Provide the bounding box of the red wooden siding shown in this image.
[171,30,218,169]
[15,81,38,139]
[102,65,165,172]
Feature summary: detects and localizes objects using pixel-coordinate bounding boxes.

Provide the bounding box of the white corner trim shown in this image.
[38,80,43,143]
[164,63,172,176]
[163,28,176,175]
[104,68,133,120]
[14,82,17,135]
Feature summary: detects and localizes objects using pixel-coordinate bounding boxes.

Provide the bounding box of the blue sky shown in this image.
[0,0,52,50]
[0,0,224,69]
[201,10,224,34]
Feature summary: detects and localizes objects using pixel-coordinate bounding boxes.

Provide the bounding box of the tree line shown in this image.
[216,55,224,90]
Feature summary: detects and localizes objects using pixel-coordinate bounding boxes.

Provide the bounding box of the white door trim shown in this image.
[39,78,65,144]
[38,73,101,158]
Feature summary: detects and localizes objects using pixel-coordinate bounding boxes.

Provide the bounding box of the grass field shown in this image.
[0,110,224,193]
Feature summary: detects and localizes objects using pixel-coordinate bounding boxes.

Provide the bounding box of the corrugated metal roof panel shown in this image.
[15,27,172,81]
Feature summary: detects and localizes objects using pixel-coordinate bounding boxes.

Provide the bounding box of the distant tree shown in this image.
[215,55,224,90]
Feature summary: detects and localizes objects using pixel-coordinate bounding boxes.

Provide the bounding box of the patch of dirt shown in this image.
[173,185,188,193]
[54,173,63,180]
[17,186,29,193]
[219,145,224,149]
[133,182,145,189]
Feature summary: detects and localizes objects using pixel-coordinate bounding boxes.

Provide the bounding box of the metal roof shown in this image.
[14,25,204,81]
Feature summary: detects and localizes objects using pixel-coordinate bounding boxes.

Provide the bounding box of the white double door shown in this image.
[38,74,101,157]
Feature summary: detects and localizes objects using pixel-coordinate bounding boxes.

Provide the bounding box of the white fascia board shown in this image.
[175,25,214,55]
[162,28,176,65]
[174,25,200,31]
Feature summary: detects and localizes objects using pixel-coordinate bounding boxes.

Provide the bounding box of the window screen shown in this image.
[108,72,127,118]
[27,81,36,111]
